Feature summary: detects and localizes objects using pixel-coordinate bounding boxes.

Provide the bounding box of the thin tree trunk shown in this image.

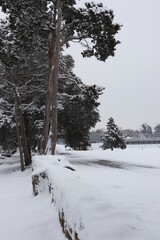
[51,0,61,155]
[14,99,25,171]
[15,63,25,171]
[14,89,31,166]
[39,11,57,155]
[9,68,31,166]
[38,45,54,153]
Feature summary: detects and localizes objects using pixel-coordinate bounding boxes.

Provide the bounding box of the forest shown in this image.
[0,0,121,169]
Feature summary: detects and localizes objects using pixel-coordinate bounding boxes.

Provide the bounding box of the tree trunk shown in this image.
[15,90,31,166]
[9,68,31,166]
[51,1,61,155]
[39,1,61,155]
[14,63,25,171]
[14,99,25,171]
[38,37,55,153]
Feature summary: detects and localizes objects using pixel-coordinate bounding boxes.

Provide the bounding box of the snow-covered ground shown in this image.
[0,155,66,240]
[67,145,160,240]
[0,145,160,240]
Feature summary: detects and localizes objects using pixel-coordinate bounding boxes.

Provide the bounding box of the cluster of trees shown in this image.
[0,53,103,151]
[122,123,160,139]
[0,0,121,170]
[95,121,160,151]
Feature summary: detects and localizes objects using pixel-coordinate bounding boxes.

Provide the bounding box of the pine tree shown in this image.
[58,54,103,150]
[58,82,103,150]
[102,117,126,150]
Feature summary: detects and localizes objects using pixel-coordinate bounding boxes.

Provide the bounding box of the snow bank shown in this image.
[32,155,113,240]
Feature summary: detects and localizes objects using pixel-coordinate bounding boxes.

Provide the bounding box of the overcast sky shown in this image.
[65,0,160,130]
[0,1,159,130]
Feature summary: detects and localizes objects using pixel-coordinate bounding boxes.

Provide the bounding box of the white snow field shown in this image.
[67,145,160,240]
[0,145,160,240]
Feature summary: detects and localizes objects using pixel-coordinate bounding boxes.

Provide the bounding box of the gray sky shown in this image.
[65,0,160,130]
[0,1,159,130]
